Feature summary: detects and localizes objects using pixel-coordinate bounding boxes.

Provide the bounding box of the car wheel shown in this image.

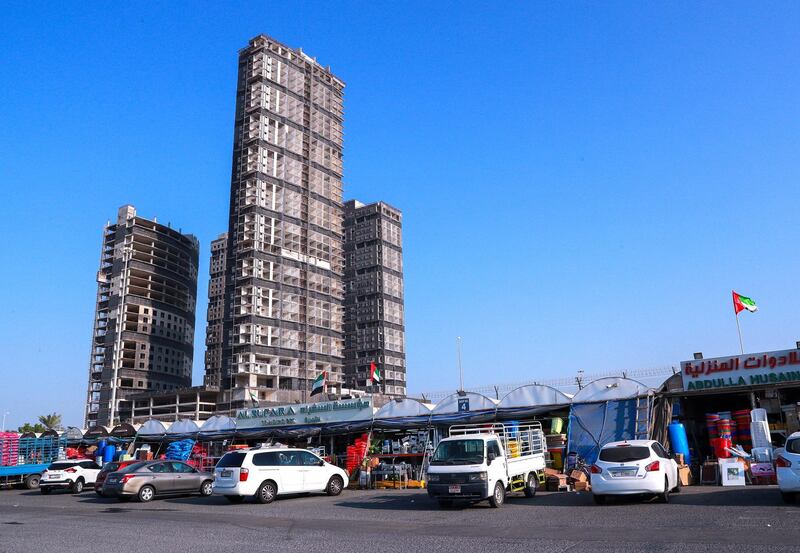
[256,481,277,504]
[200,480,213,497]
[326,475,344,496]
[524,472,538,498]
[781,492,796,504]
[40,487,51,495]
[659,477,670,504]
[71,479,84,494]
[138,485,155,503]
[24,474,41,490]
[225,495,245,504]
[438,499,453,508]
[488,481,505,508]
[593,494,606,505]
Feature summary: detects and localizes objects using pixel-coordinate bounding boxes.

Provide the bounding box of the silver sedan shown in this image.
[104,461,214,502]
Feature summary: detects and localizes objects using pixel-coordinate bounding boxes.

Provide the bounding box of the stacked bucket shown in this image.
[0,432,20,466]
[346,433,370,474]
[733,410,752,450]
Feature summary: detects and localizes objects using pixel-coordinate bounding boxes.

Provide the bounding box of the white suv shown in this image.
[590,440,679,505]
[777,431,800,503]
[212,447,349,504]
[40,459,102,494]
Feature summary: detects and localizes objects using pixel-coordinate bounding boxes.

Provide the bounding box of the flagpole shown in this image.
[457,336,464,392]
[734,313,744,355]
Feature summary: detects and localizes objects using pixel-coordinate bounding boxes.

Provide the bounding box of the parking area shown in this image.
[1,486,800,552]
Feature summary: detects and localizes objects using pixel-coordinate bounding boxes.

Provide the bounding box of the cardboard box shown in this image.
[678,466,692,486]
[569,470,588,483]
[573,481,591,492]
[675,453,685,466]
[546,475,568,492]
[544,468,562,477]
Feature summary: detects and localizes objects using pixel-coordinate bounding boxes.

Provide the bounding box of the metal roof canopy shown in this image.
[374,398,434,419]
[430,392,498,415]
[498,384,572,409]
[571,377,652,404]
[137,419,168,437]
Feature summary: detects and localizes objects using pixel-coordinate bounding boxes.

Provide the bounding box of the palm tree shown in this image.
[38,413,62,431]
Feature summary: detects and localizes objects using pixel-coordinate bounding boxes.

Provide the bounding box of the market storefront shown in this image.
[662,347,800,484]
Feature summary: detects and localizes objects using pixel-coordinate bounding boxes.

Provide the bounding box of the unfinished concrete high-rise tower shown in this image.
[85,205,199,428]
[343,200,406,397]
[216,35,345,410]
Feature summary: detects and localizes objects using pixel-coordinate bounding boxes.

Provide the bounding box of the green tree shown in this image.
[37,413,62,431]
[18,422,47,434]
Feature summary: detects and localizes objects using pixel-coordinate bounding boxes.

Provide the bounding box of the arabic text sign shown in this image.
[235,397,374,429]
[681,349,800,391]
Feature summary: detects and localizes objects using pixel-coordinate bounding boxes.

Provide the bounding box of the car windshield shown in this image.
[102,462,120,473]
[599,446,651,462]
[217,452,247,468]
[786,439,800,454]
[430,439,484,465]
[48,462,78,470]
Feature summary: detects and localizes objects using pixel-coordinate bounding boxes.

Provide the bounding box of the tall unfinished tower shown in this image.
[217,35,345,410]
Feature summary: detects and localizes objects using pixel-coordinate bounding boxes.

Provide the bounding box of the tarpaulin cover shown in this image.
[166,439,195,461]
[166,419,200,438]
[374,399,433,419]
[567,399,638,465]
[110,423,137,438]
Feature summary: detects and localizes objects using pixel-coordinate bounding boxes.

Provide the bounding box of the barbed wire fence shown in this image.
[413,365,680,401]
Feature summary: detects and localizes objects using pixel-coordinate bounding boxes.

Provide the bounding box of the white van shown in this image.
[427,422,546,508]
[212,447,349,503]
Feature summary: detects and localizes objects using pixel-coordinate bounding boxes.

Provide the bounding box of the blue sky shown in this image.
[1,2,798,429]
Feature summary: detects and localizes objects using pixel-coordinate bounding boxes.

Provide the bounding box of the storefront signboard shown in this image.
[235,397,374,429]
[681,349,800,392]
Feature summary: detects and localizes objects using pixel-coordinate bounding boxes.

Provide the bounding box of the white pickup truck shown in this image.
[426,422,546,508]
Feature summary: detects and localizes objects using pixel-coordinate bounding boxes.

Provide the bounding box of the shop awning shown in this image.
[165,419,201,439]
[571,377,652,403]
[198,415,237,439]
[429,392,498,425]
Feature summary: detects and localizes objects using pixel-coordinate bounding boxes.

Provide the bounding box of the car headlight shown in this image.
[468,472,487,482]
[427,474,439,482]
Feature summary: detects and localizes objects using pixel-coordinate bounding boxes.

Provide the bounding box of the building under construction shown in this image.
[215,34,346,409]
[85,205,199,428]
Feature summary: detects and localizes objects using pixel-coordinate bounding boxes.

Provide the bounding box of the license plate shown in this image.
[221,470,232,477]
[448,485,461,494]
[49,474,60,479]
[107,477,117,483]
[613,469,637,477]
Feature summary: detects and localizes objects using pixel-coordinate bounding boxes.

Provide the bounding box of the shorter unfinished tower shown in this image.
[343,200,406,396]
[85,205,199,428]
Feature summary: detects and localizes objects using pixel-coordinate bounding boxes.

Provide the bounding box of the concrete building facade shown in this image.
[85,205,199,428]
[203,233,227,389]
[217,35,346,409]
[343,200,406,397]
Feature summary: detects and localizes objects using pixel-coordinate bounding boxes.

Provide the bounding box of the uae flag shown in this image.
[249,389,259,407]
[732,291,758,314]
[369,362,382,384]
[310,371,326,396]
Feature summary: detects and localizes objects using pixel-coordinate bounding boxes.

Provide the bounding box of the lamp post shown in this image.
[1,410,9,432]
[457,336,464,392]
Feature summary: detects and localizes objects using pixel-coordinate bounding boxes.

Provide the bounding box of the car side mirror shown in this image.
[318,459,325,467]
[487,452,496,464]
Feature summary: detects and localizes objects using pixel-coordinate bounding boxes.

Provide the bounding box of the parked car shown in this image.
[776,431,800,503]
[40,460,102,494]
[212,447,348,504]
[590,440,679,505]
[103,461,214,502]
[95,460,139,496]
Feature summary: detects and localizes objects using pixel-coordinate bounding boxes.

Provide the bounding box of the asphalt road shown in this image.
[0,486,799,553]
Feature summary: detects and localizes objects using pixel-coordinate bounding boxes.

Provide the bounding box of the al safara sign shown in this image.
[235,397,374,429]
[681,349,800,392]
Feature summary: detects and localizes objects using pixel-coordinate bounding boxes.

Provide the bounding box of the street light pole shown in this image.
[457,336,464,392]
[1,411,8,432]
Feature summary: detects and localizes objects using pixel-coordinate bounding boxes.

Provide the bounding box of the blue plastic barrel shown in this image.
[102,444,116,463]
[97,439,106,454]
[668,421,691,466]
